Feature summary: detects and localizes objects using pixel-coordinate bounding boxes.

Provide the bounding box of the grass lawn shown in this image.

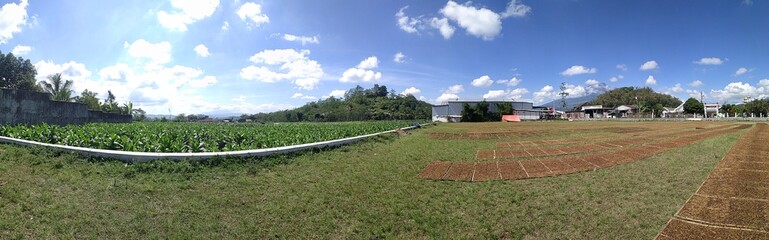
[0,121,744,239]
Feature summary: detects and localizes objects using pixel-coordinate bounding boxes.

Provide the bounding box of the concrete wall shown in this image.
[0,88,132,125]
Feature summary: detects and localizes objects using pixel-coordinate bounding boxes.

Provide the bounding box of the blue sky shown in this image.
[1,0,767,114]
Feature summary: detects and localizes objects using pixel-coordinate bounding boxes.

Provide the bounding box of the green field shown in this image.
[0,121,743,238]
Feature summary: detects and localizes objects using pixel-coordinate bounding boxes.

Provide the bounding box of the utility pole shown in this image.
[701,92,706,118]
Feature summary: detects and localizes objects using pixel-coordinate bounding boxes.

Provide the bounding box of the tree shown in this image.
[75,89,101,110]
[683,97,704,114]
[101,90,120,113]
[132,108,147,121]
[559,82,569,110]
[0,51,38,91]
[39,73,75,101]
[588,87,681,109]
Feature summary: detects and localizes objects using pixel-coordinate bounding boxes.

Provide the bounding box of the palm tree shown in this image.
[39,73,75,102]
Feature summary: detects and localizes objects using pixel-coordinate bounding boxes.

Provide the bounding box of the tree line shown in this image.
[240,84,432,122]
[0,51,145,120]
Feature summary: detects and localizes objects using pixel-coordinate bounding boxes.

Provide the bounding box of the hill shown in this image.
[586,86,682,110]
[242,84,432,122]
[541,93,599,111]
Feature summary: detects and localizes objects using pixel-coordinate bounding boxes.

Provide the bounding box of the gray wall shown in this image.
[433,101,534,116]
[1,88,132,125]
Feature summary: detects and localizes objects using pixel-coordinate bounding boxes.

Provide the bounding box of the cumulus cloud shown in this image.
[533,85,555,103]
[436,84,464,103]
[240,49,324,90]
[221,21,229,31]
[291,92,318,100]
[339,56,382,83]
[194,44,209,57]
[500,0,531,18]
[393,52,406,63]
[482,88,528,100]
[669,83,684,93]
[237,2,269,28]
[395,6,420,33]
[561,65,597,76]
[471,75,493,87]
[640,60,659,71]
[429,17,455,39]
[616,64,627,71]
[0,0,29,44]
[323,90,346,99]
[11,45,31,55]
[282,34,319,45]
[694,57,724,65]
[157,0,220,32]
[689,80,703,87]
[440,1,502,40]
[645,75,657,85]
[401,87,421,96]
[34,60,93,85]
[735,67,749,76]
[711,82,757,103]
[125,39,172,69]
[609,75,624,83]
[495,77,521,87]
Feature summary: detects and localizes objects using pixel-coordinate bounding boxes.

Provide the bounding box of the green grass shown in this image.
[0,122,743,239]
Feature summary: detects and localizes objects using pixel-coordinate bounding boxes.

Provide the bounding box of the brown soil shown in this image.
[677,194,769,231]
[498,161,528,180]
[656,218,769,240]
[417,161,452,179]
[473,162,500,181]
[444,162,475,181]
[519,160,551,178]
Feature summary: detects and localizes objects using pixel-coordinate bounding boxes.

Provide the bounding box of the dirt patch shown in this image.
[444,162,475,181]
[498,161,528,180]
[418,161,453,179]
[677,194,769,231]
[473,162,500,181]
[519,160,551,178]
[656,218,769,240]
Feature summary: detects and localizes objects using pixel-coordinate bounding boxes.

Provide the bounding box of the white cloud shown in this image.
[436,93,459,103]
[0,0,28,45]
[125,39,172,69]
[561,65,597,76]
[711,82,757,103]
[157,0,220,32]
[446,84,464,94]
[221,21,229,31]
[401,87,421,96]
[500,0,531,18]
[395,6,420,33]
[240,49,324,90]
[282,34,319,45]
[237,2,269,28]
[291,92,318,100]
[339,56,382,83]
[324,90,346,99]
[98,63,133,82]
[616,64,627,71]
[471,75,493,87]
[735,67,749,76]
[495,77,521,87]
[640,60,659,71]
[194,44,210,57]
[670,83,683,93]
[689,80,703,87]
[645,75,657,85]
[694,57,724,65]
[483,88,529,100]
[393,52,406,63]
[533,85,554,103]
[356,56,379,69]
[609,75,624,82]
[33,60,93,85]
[440,0,502,40]
[11,44,31,55]
[430,17,455,39]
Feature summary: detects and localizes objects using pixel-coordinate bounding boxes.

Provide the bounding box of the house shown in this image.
[704,103,720,117]
[431,100,539,122]
[581,105,613,118]
[613,105,638,118]
[662,102,685,117]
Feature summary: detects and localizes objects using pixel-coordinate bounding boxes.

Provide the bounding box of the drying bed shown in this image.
[655,123,769,239]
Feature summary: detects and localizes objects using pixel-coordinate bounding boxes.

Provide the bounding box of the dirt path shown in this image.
[655,123,769,239]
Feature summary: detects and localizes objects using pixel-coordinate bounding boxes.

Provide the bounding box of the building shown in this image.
[704,103,720,117]
[431,100,538,122]
[662,102,685,117]
[612,105,638,118]
[581,105,613,118]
